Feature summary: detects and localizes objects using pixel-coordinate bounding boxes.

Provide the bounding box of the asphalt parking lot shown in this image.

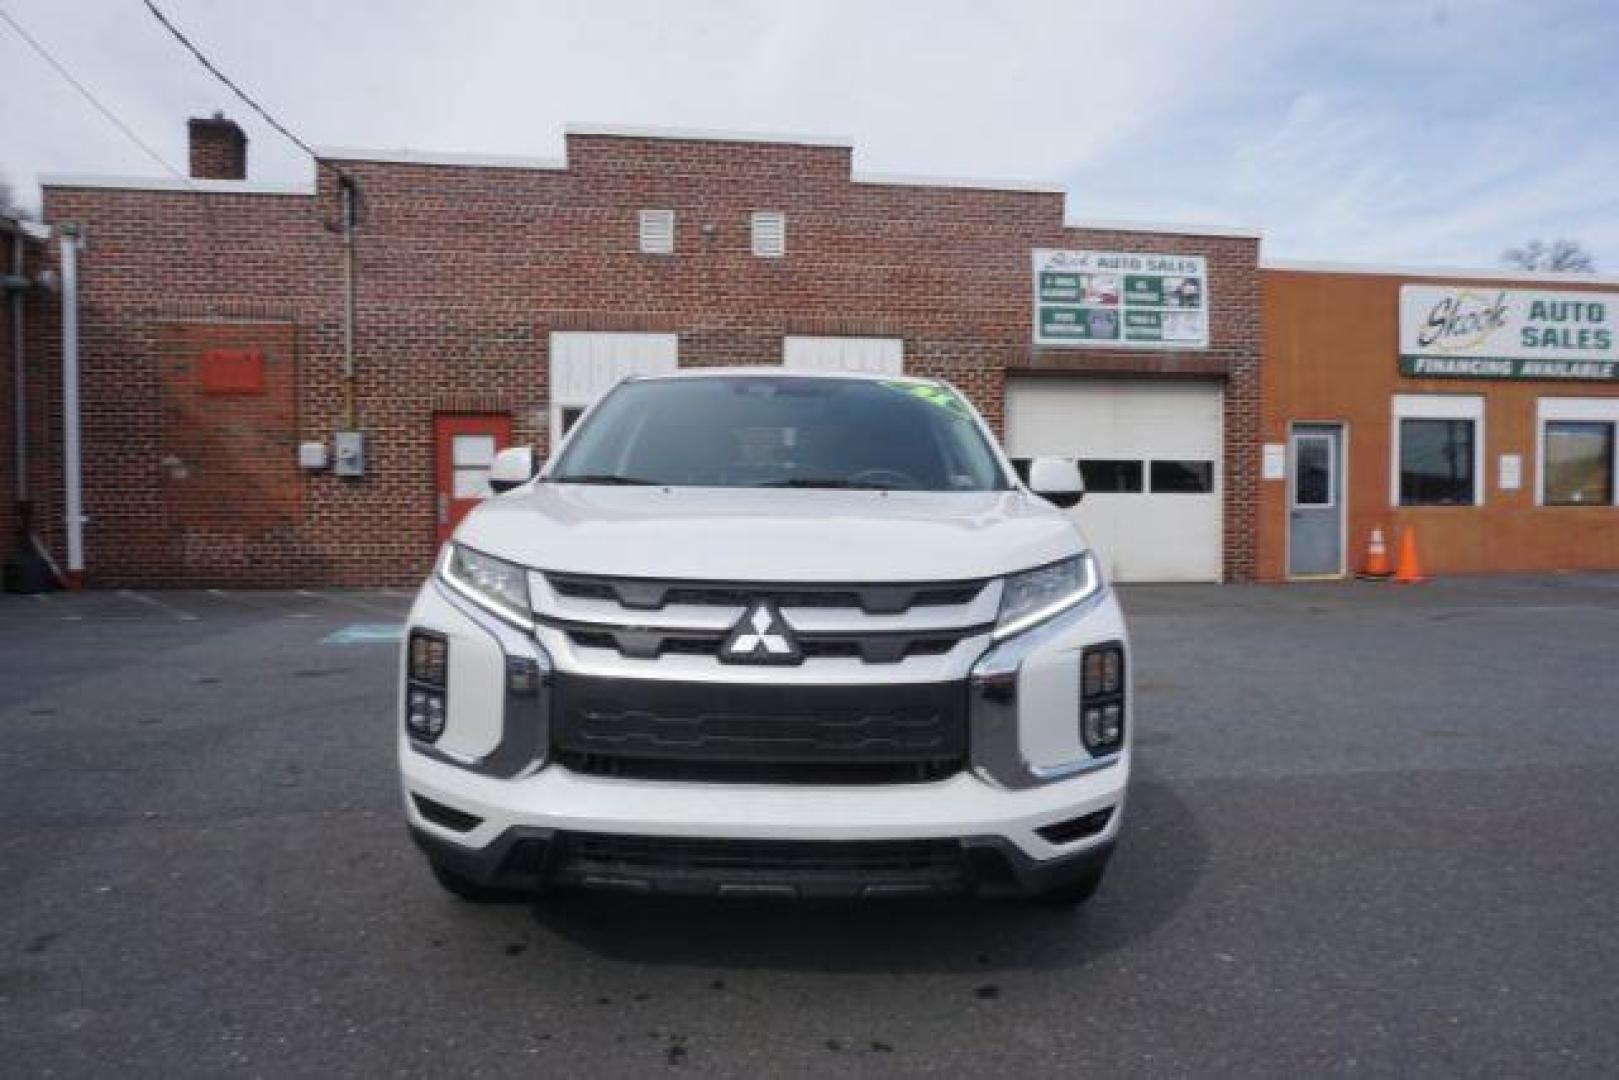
[2,576,1618,1077]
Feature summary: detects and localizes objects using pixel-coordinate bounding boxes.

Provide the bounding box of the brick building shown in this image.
[3,213,52,590]
[1259,262,1619,580]
[15,117,1262,588]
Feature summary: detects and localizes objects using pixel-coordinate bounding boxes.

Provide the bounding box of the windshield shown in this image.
[551,376,1010,491]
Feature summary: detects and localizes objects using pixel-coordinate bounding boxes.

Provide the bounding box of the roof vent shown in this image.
[751,211,786,258]
[638,209,675,254]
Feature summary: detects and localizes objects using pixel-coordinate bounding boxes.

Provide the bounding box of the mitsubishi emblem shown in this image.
[720,600,802,665]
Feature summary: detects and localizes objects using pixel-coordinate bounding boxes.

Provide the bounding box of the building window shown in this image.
[1391,394,1484,507]
[1293,436,1333,507]
[638,209,674,254]
[1399,418,1476,505]
[1150,460,1215,494]
[1079,459,1144,493]
[1544,420,1615,506]
[751,211,786,257]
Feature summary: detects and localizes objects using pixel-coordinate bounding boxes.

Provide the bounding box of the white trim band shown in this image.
[39,174,314,196]
[564,123,854,148]
[1264,257,1619,287]
[1065,217,1263,240]
[314,146,567,171]
[854,171,1065,195]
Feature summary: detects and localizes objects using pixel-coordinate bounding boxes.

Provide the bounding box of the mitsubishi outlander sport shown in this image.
[399,370,1130,904]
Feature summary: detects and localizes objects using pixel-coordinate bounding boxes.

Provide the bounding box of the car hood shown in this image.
[454,485,1084,582]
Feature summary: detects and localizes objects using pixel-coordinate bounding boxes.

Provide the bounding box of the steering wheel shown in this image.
[849,467,919,490]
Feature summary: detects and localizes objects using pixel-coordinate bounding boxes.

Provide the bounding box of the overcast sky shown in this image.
[3,0,1616,269]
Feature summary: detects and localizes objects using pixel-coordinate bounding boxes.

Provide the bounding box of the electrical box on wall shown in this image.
[298,442,329,470]
[333,431,366,477]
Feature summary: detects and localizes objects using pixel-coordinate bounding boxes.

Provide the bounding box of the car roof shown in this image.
[626,367,941,387]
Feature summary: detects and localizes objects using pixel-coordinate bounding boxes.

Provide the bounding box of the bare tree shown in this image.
[1502,238,1597,274]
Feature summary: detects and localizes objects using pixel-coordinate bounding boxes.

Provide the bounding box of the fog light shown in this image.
[1082,644,1123,697]
[406,687,446,740]
[1080,641,1126,754]
[408,629,448,688]
[1082,706,1105,747]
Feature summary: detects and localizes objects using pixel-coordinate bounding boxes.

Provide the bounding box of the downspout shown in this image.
[59,224,84,586]
[9,219,25,505]
[339,176,357,429]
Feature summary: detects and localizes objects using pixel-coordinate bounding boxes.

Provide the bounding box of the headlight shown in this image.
[440,544,532,629]
[993,553,1102,641]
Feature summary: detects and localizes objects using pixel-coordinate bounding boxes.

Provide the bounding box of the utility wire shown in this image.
[138,0,350,182]
[0,2,192,184]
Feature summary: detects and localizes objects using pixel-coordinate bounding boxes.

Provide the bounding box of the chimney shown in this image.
[187,111,248,180]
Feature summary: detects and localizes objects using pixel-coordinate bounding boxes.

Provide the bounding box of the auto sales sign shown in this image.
[1399,284,1619,380]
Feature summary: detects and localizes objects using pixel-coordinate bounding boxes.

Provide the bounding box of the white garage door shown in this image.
[1005,377,1223,583]
[549,332,679,446]
[783,336,903,375]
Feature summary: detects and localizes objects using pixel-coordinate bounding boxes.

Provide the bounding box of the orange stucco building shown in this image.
[1258,263,1619,581]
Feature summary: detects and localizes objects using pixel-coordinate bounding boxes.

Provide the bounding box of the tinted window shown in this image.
[1079,459,1143,493]
[1151,460,1215,494]
[1545,421,1614,506]
[552,377,1008,491]
[1293,438,1331,506]
[1400,418,1475,506]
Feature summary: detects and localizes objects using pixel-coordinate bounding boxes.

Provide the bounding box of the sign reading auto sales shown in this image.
[1034,249,1209,350]
[1399,284,1619,380]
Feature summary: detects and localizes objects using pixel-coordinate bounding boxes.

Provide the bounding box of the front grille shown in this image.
[554,833,968,895]
[552,673,968,784]
[551,622,978,664]
[545,572,985,615]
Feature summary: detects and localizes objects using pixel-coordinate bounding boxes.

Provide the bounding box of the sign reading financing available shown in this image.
[1034,249,1209,349]
[1400,285,1618,380]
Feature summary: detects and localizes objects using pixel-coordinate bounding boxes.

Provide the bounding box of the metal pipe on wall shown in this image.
[9,219,25,503]
[59,225,84,584]
[339,176,357,430]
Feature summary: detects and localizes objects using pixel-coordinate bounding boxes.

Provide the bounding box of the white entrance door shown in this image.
[1005,377,1224,582]
[783,336,903,375]
[549,332,678,450]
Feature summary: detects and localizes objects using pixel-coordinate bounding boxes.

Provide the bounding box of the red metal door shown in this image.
[433,414,512,544]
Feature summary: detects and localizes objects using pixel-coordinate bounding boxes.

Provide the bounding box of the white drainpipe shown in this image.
[59,226,84,584]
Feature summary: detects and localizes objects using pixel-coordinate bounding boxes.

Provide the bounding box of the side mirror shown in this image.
[487,446,536,494]
[1028,456,1084,509]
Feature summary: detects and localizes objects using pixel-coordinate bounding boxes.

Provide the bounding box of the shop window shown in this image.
[1399,419,1475,505]
[1150,460,1214,494]
[1079,459,1144,493]
[1392,395,1484,507]
[1544,421,1615,506]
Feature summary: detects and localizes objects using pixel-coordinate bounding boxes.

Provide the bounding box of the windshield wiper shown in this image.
[550,473,660,486]
[755,477,897,490]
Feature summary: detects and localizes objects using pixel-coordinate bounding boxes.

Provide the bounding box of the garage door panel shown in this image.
[1006,377,1223,583]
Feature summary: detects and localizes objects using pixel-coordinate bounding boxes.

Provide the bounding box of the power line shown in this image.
[138,0,349,181]
[0,3,191,184]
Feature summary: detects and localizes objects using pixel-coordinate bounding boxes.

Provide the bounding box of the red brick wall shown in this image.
[38,133,1262,586]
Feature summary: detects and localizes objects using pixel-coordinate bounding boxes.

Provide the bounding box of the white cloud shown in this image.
[2,0,1614,270]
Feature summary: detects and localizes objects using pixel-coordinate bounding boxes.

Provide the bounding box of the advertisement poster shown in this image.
[1033,249,1209,349]
[1399,284,1618,380]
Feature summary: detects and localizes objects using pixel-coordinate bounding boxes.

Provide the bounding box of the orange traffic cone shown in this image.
[1359,527,1392,579]
[1392,527,1426,585]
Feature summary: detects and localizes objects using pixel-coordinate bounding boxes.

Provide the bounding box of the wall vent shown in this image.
[638,209,675,254]
[751,211,786,258]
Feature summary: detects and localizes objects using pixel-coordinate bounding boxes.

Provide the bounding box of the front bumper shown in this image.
[410,821,1115,899]
[400,569,1131,895]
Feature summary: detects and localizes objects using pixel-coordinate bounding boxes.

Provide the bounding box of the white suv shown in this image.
[399,371,1130,904]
